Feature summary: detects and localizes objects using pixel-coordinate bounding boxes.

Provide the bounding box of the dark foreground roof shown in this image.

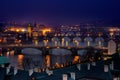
[0,60,118,80]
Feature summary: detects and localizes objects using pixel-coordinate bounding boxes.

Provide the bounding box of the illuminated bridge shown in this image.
[0,43,108,55]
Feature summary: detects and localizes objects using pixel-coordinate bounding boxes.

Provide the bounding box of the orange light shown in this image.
[110,32,114,36]
[19,40,21,43]
[109,28,116,32]
[16,29,20,32]
[42,28,51,36]
[73,56,80,63]
[0,39,2,42]
[18,54,24,69]
[57,46,60,48]
[10,28,15,31]
[45,55,50,67]
[55,63,60,68]
[21,29,25,32]
[46,46,49,48]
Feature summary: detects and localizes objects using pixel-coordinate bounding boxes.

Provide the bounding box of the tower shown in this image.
[27,24,32,37]
[108,40,116,55]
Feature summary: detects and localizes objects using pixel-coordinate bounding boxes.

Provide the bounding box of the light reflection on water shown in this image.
[6,54,45,69]
[17,54,24,69]
[6,53,74,70]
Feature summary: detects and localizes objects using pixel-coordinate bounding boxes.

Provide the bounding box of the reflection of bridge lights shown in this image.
[73,56,80,63]
[18,54,24,60]
[18,55,24,69]
[45,55,50,67]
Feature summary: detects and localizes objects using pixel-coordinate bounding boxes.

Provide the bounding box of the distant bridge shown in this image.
[0,44,108,55]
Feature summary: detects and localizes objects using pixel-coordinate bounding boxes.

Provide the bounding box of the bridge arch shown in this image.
[49,48,72,67]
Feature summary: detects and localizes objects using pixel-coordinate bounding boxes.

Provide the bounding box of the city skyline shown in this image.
[0,1,120,79]
[0,0,120,26]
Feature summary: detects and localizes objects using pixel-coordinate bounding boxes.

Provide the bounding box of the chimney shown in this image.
[104,65,108,72]
[110,61,114,70]
[70,72,75,80]
[14,68,18,75]
[91,62,96,66]
[62,74,68,80]
[77,64,81,70]
[29,69,33,76]
[46,68,53,76]
[111,61,114,70]
[6,67,10,74]
[48,70,53,76]
[34,68,38,72]
[87,63,90,70]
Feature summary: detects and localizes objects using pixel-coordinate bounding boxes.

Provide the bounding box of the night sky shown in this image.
[0,0,120,26]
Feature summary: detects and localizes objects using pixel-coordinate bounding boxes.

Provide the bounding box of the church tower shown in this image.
[27,24,32,37]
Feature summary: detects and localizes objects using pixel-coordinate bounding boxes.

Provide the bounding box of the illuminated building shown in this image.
[6,27,26,33]
[32,31,39,45]
[108,40,116,55]
[45,55,51,67]
[27,24,32,37]
[42,28,51,36]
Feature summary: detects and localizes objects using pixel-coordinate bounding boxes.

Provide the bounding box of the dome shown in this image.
[50,48,72,55]
[22,48,42,55]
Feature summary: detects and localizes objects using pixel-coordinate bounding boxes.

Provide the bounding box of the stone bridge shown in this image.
[0,44,108,55]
